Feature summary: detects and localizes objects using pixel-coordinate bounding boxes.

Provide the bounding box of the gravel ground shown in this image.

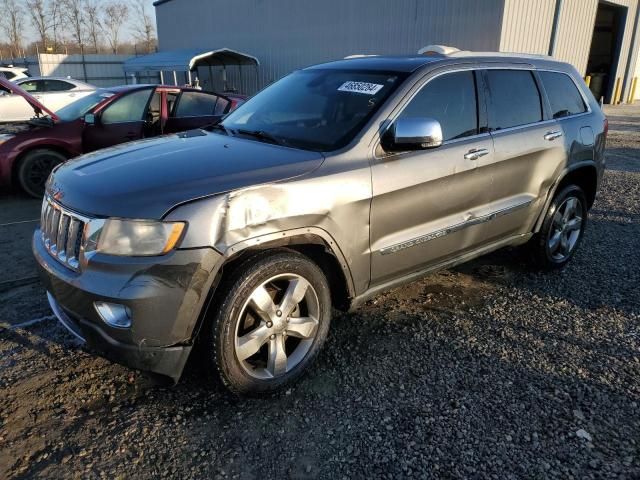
[1,104,639,479]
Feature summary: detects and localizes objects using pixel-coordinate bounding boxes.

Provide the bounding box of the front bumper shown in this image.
[33,230,223,382]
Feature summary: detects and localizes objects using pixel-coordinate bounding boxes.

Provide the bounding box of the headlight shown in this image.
[85,219,186,256]
[0,134,15,145]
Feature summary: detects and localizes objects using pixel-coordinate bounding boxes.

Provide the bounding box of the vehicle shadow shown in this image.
[454,221,638,315]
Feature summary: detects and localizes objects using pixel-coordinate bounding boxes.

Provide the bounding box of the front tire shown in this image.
[17,149,66,198]
[529,184,588,270]
[206,250,332,395]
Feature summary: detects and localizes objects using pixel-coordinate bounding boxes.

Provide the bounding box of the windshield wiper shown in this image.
[206,123,232,135]
[234,129,288,147]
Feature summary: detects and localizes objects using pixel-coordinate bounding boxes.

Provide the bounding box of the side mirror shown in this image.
[386,117,443,151]
[84,113,96,125]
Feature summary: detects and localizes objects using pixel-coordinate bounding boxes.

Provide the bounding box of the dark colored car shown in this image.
[34,52,606,395]
[0,77,245,197]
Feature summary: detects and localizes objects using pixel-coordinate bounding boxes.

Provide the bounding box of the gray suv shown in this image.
[34,53,607,394]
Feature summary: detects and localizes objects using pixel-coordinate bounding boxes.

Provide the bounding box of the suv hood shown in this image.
[47,131,325,219]
[0,77,59,121]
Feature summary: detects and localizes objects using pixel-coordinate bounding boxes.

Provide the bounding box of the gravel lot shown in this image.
[1,104,639,479]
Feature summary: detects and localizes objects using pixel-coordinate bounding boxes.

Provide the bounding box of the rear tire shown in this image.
[529,184,588,270]
[205,250,332,395]
[17,149,66,198]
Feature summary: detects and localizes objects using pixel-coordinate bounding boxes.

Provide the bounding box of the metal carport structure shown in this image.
[123,48,260,92]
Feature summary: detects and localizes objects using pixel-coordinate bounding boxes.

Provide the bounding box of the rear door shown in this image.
[43,79,82,111]
[83,88,155,152]
[537,70,593,163]
[370,69,495,284]
[163,90,228,133]
[476,68,567,240]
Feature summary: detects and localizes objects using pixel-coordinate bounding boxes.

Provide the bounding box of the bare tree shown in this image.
[49,0,63,52]
[0,0,25,58]
[26,0,50,50]
[62,0,86,54]
[101,1,128,54]
[84,0,101,53]
[131,0,156,53]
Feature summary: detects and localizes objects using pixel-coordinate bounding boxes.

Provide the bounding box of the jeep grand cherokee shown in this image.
[34,52,606,394]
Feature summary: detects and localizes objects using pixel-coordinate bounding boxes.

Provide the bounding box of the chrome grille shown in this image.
[40,197,88,271]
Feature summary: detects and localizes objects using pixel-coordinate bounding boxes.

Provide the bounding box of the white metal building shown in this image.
[154,0,640,103]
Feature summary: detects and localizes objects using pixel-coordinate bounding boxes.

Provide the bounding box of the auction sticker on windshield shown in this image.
[338,81,384,95]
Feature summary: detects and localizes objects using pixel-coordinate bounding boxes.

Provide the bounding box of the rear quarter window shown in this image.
[485,70,542,130]
[539,71,587,118]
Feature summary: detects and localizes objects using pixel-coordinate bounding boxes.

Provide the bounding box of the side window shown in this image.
[101,89,153,124]
[174,91,219,117]
[539,71,587,119]
[147,92,161,123]
[20,80,45,93]
[45,80,74,92]
[485,70,542,130]
[167,92,179,116]
[214,97,230,115]
[398,71,478,141]
[3,71,15,80]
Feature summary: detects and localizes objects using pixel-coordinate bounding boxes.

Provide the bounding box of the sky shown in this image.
[22,0,158,45]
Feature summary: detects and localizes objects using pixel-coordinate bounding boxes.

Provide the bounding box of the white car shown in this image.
[0,77,96,122]
[0,66,30,81]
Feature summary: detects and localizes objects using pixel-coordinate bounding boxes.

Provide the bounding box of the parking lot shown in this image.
[0,104,638,479]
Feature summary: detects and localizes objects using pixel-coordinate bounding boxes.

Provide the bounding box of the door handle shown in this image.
[464,148,490,160]
[544,131,563,141]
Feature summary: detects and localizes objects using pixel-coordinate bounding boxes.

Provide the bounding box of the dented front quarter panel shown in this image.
[165,151,374,296]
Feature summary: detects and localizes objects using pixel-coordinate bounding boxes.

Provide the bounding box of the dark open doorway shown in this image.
[586,2,627,103]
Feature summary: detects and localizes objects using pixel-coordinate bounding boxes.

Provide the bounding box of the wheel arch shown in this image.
[11,145,72,186]
[534,162,599,233]
[191,229,356,342]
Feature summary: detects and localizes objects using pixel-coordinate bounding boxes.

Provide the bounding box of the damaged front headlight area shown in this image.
[84,218,186,257]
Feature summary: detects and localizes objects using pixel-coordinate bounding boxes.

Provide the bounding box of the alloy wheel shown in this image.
[234,273,320,379]
[27,155,58,192]
[547,196,583,261]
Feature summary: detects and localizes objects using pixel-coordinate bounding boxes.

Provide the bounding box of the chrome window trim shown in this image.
[442,131,492,146]
[378,199,533,255]
[489,118,557,136]
[376,65,593,158]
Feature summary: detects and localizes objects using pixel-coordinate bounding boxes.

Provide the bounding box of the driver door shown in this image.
[83,88,155,152]
[370,69,495,285]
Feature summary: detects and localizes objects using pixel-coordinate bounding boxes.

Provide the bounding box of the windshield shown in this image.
[55,90,115,122]
[220,69,407,151]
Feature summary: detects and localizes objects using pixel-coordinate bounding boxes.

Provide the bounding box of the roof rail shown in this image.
[344,54,379,59]
[417,45,461,56]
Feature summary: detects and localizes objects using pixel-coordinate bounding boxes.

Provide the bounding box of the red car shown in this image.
[0,78,245,197]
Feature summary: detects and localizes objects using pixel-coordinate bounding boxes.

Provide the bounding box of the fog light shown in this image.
[94,302,132,329]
